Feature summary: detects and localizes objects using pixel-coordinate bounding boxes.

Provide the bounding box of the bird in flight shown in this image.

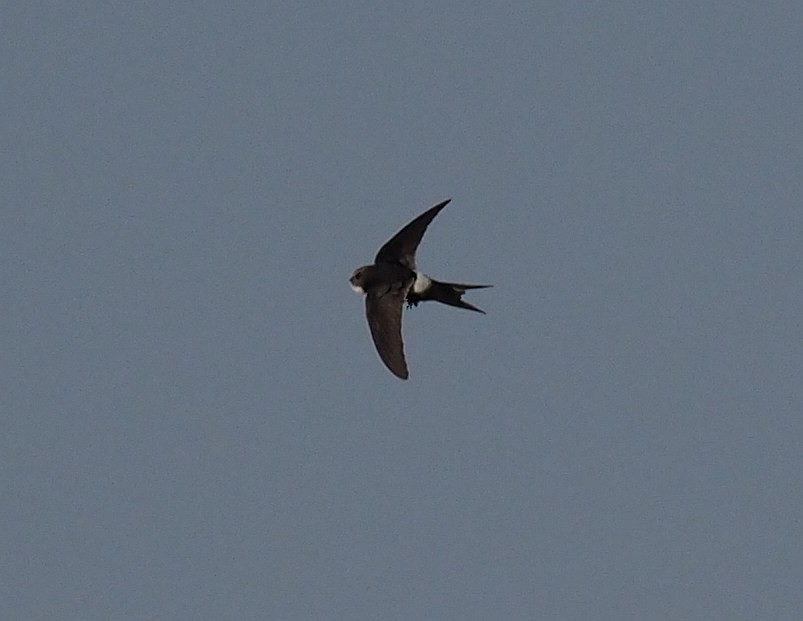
[350,199,490,379]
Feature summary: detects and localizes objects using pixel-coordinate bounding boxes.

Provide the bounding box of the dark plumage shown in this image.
[350,199,490,379]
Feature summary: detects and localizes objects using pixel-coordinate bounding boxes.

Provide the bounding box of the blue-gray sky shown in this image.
[4,2,802,619]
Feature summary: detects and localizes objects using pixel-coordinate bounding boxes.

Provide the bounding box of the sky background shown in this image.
[3,2,802,619]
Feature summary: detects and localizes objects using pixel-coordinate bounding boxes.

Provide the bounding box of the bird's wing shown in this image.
[374,199,450,271]
[365,287,409,379]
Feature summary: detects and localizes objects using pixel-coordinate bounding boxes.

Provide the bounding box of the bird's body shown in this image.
[349,199,490,379]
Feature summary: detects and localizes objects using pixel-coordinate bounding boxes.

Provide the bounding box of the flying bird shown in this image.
[350,199,490,379]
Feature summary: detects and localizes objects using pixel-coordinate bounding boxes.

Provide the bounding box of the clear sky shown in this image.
[3,2,802,619]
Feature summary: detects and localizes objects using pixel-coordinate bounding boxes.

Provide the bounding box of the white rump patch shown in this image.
[413,273,432,294]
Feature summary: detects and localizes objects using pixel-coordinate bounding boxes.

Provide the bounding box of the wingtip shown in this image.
[389,366,409,380]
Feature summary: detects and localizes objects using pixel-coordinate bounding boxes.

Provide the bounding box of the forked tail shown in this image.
[408,279,492,313]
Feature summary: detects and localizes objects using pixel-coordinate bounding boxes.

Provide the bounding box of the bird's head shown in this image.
[349,266,369,294]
